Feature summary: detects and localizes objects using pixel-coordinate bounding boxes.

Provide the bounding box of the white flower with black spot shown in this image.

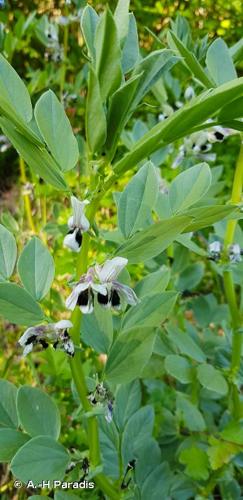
[95,257,139,310]
[18,320,74,356]
[65,268,108,314]
[65,257,139,314]
[63,196,90,253]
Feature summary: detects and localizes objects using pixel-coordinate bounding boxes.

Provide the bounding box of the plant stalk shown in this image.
[69,202,120,499]
[223,136,243,419]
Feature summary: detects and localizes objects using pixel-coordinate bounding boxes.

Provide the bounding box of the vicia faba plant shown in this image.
[0,0,243,498]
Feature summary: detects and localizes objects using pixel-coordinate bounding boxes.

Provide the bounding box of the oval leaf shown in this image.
[34,90,79,172]
[0,54,32,123]
[118,161,159,238]
[0,224,17,280]
[11,435,70,485]
[0,379,18,428]
[0,283,45,325]
[105,326,156,384]
[0,428,30,462]
[17,386,61,439]
[18,237,55,301]
[169,163,212,213]
[197,364,228,395]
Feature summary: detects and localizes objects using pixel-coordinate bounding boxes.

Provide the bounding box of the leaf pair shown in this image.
[0,229,54,326]
[0,55,79,190]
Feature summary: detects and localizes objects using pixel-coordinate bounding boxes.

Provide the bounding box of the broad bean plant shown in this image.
[0,1,243,499]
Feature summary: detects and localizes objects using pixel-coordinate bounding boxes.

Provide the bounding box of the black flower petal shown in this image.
[97,292,109,306]
[111,289,120,308]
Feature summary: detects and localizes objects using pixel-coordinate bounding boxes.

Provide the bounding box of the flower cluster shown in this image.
[88,382,114,423]
[18,197,139,358]
[19,320,74,357]
[172,127,233,169]
[208,241,242,263]
[66,256,139,314]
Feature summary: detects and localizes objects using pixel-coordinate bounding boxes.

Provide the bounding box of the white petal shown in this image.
[71,196,90,230]
[184,86,195,100]
[80,301,94,314]
[54,320,73,330]
[18,327,37,346]
[63,230,81,252]
[63,339,75,356]
[97,257,128,283]
[114,282,139,306]
[23,343,34,356]
[67,216,74,229]
[65,283,89,310]
[91,283,108,295]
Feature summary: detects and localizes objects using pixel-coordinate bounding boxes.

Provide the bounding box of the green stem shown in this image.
[19,157,36,233]
[69,202,120,499]
[223,136,243,419]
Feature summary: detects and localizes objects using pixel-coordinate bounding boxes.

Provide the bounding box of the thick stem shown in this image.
[19,157,35,233]
[69,204,120,499]
[223,137,243,419]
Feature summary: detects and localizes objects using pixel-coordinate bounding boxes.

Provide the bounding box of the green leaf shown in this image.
[99,418,119,479]
[169,163,212,213]
[114,0,130,44]
[113,380,141,431]
[0,283,45,325]
[0,117,68,191]
[105,326,156,384]
[95,8,122,101]
[116,215,192,263]
[0,429,30,462]
[218,96,243,122]
[183,205,237,232]
[0,54,32,123]
[0,224,17,280]
[105,73,143,159]
[207,437,238,470]
[179,446,209,481]
[118,161,159,238]
[177,394,206,432]
[197,364,228,395]
[167,326,206,363]
[1,211,19,234]
[141,462,172,500]
[121,13,139,73]
[122,406,154,465]
[85,66,107,153]
[220,422,243,445]
[0,379,18,428]
[122,291,178,329]
[82,304,113,353]
[34,90,79,172]
[134,438,163,488]
[177,263,204,291]
[206,39,237,86]
[132,49,178,109]
[113,78,243,177]
[54,493,81,500]
[168,30,214,88]
[18,237,55,301]
[10,435,70,485]
[135,266,170,298]
[165,355,193,384]
[176,234,207,257]
[17,386,61,439]
[80,5,99,60]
